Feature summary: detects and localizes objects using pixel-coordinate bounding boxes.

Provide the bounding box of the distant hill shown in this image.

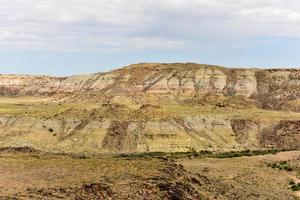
[0,63,299,153]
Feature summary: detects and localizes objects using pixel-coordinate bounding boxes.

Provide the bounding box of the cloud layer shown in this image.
[0,0,299,52]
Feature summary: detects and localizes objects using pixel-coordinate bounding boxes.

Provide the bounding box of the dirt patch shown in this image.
[179,151,300,200]
[139,104,161,110]
[0,146,38,153]
[255,70,300,112]
[0,154,202,200]
[259,120,300,149]
[231,119,259,144]
[102,121,131,152]
[184,94,255,109]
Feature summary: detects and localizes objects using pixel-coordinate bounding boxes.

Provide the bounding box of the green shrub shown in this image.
[289,180,295,185]
[115,148,294,160]
[279,161,287,165]
[285,166,293,171]
[268,161,294,172]
[291,183,300,191]
[78,155,88,159]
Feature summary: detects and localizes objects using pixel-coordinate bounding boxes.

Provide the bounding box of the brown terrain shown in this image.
[0,63,299,199]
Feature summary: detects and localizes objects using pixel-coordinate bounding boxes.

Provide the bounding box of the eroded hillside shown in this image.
[0,63,299,111]
[0,63,299,153]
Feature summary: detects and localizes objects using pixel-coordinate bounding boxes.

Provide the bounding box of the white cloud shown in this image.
[0,0,300,52]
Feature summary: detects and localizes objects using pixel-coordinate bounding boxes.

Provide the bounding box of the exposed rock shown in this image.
[0,63,298,153]
[259,120,300,149]
[0,63,298,111]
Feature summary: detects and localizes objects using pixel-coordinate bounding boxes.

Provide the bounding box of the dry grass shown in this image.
[178,151,300,200]
[0,96,298,122]
[0,152,165,197]
[1,151,300,199]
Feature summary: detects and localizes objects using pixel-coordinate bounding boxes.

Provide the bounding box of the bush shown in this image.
[279,161,287,165]
[115,149,294,160]
[78,155,89,159]
[289,180,296,185]
[271,163,278,168]
[285,166,293,171]
[268,161,293,172]
[290,183,300,191]
[48,128,54,132]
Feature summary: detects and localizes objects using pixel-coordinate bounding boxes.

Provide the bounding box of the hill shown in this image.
[0,63,299,153]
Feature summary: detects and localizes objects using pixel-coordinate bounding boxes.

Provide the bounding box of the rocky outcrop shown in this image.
[259,120,300,149]
[0,63,299,111]
[0,63,298,153]
[0,74,62,95]
[231,119,259,147]
[0,113,296,153]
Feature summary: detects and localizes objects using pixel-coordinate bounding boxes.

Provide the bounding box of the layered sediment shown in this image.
[0,63,299,153]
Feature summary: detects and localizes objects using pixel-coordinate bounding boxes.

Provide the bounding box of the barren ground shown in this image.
[1,151,300,199]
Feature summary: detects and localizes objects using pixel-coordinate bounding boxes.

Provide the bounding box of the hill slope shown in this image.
[0,63,299,153]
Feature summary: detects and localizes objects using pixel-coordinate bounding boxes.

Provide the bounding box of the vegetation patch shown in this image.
[115,149,292,159]
[211,149,291,158]
[289,181,300,191]
[267,161,293,171]
[48,128,54,132]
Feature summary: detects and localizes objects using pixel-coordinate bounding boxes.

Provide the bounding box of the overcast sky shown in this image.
[0,0,300,75]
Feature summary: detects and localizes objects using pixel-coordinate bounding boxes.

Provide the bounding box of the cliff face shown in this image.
[0,75,62,95]
[0,63,299,111]
[0,63,299,154]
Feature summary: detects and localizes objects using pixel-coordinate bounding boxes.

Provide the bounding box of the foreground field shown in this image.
[1,150,300,199]
[180,151,300,199]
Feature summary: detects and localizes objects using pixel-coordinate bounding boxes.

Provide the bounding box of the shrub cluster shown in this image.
[267,161,293,171]
[289,181,300,191]
[211,149,281,159]
[116,148,292,159]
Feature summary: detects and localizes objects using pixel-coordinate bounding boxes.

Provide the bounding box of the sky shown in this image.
[0,0,300,75]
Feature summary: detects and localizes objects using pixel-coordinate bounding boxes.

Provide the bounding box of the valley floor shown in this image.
[1,150,300,199]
